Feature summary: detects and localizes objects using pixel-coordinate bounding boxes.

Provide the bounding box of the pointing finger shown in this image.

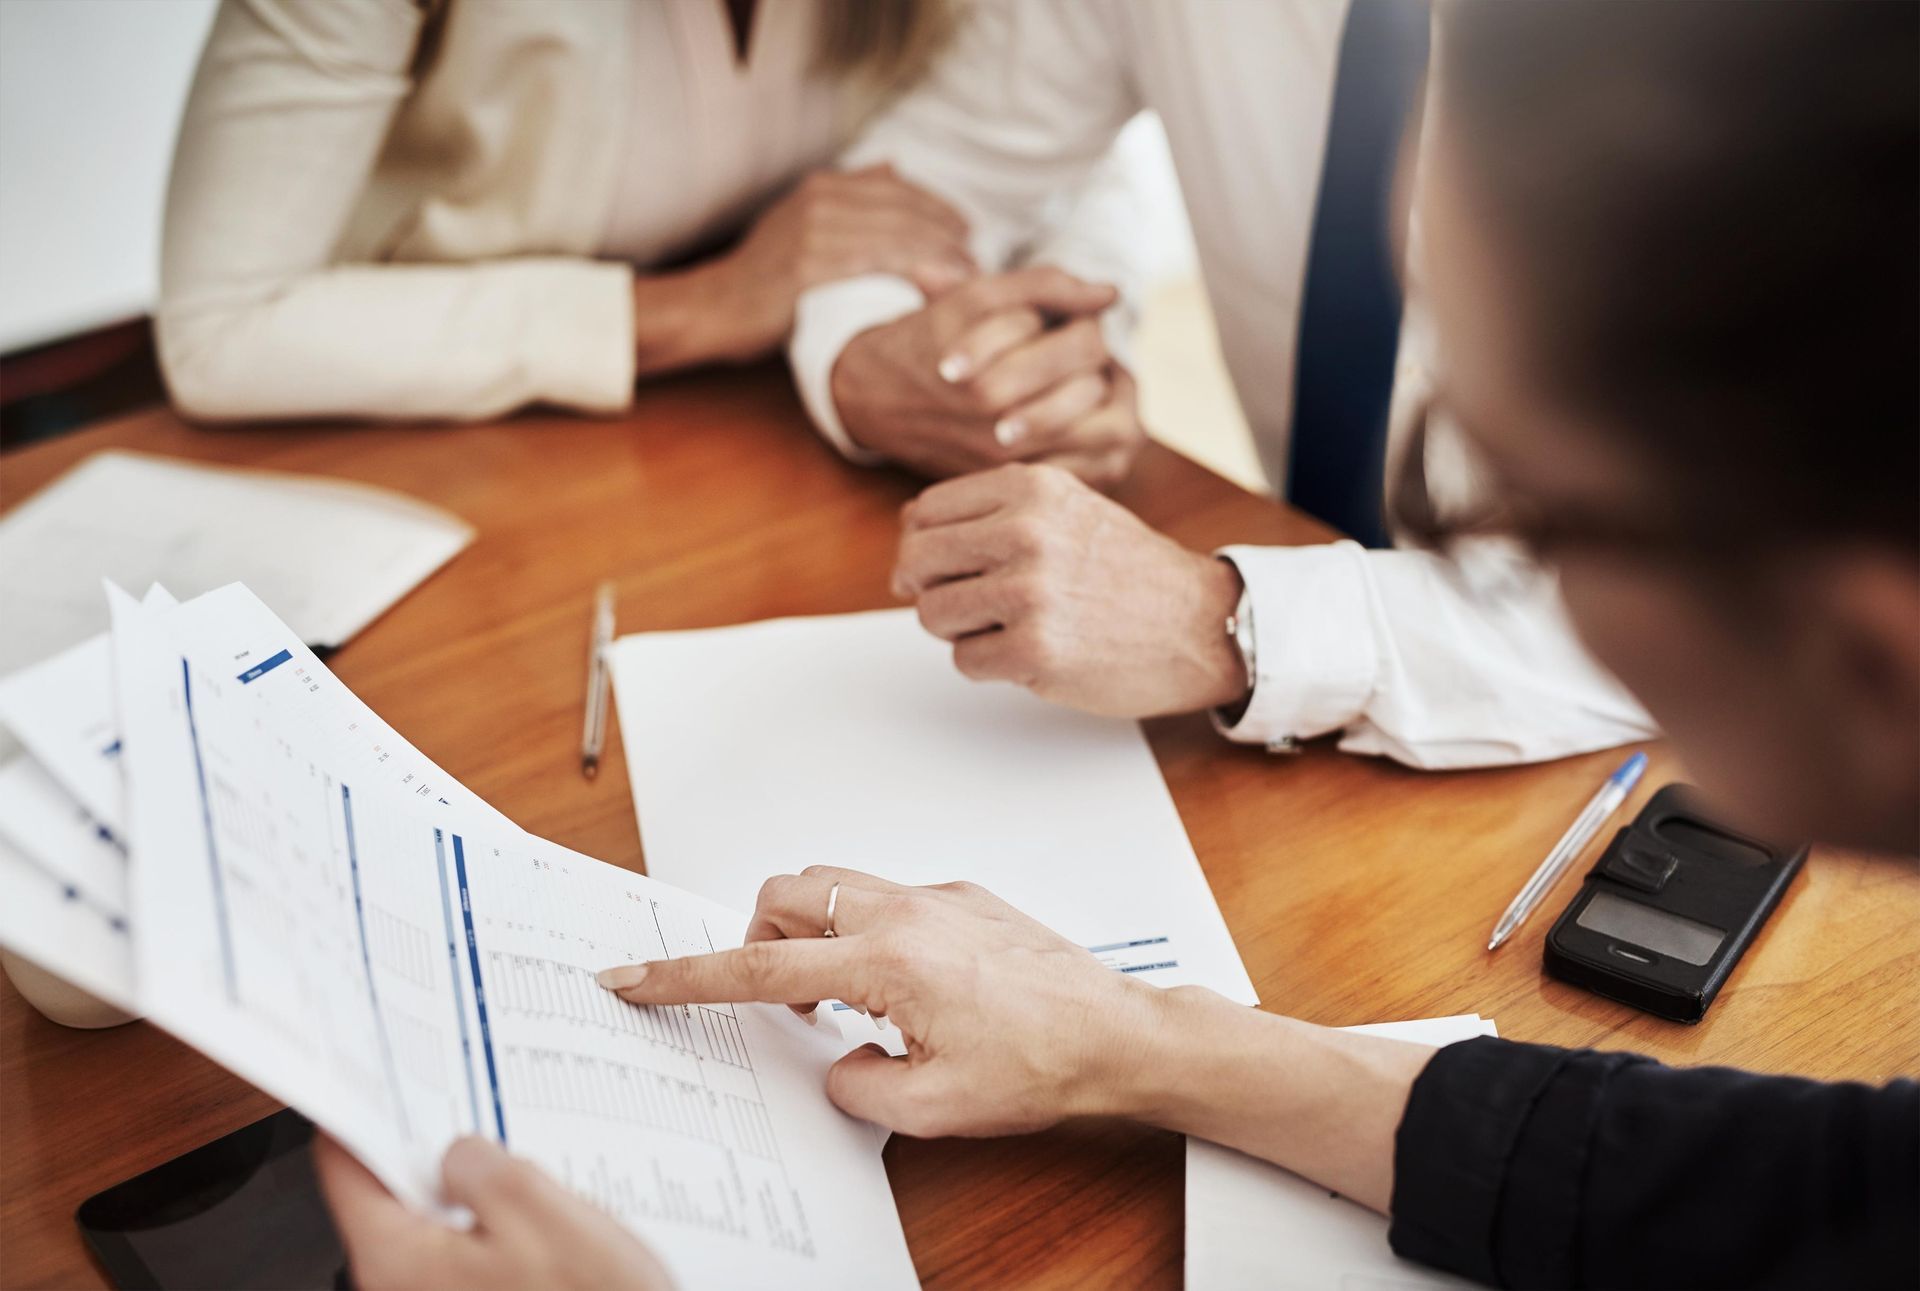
[598,937,864,1008]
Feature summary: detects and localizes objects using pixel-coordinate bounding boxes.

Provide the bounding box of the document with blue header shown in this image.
[0,583,917,1290]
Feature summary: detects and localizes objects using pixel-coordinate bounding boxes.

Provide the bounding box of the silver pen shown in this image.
[580,581,615,780]
[1488,752,1648,950]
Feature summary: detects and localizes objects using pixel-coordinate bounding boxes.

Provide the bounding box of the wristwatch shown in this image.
[1218,568,1299,752]
[1224,581,1257,699]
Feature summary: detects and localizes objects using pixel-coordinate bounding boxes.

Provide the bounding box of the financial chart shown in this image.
[111,583,910,1287]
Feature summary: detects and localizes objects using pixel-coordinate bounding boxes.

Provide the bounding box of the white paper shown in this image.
[610,610,1256,1004]
[0,629,128,829]
[0,583,526,1015]
[1185,1015,1500,1290]
[146,582,516,831]
[0,449,472,676]
[107,589,915,1289]
[0,583,510,835]
[0,782,133,1012]
[0,754,125,907]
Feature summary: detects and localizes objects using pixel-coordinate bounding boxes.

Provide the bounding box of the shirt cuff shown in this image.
[1210,541,1381,748]
[788,273,928,465]
[527,259,638,414]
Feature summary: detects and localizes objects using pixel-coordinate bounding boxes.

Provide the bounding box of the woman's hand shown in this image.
[599,869,1434,1214]
[640,164,974,373]
[314,1135,673,1291]
[597,868,1168,1136]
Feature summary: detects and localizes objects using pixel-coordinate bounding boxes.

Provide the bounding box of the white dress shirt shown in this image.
[788,0,1657,769]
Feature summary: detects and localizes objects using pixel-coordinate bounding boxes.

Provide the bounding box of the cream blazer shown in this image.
[159,0,639,420]
[158,0,887,423]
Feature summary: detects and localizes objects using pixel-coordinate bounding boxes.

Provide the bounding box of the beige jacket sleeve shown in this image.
[156,0,635,423]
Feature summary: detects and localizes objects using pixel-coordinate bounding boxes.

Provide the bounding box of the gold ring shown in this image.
[823,881,841,938]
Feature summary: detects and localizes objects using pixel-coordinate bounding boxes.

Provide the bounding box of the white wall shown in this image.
[0,0,216,353]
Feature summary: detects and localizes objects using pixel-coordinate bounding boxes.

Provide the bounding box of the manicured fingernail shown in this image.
[874,1014,891,1031]
[994,416,1026,447]
[938,353,972,383]
[597,965,647,989]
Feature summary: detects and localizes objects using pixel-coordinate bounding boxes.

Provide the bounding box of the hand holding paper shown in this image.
[0,582,919,1289]
[314,1135,673,1291]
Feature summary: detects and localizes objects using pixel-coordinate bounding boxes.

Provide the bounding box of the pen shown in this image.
[580,581,615,780]
[1488,751,1648,951]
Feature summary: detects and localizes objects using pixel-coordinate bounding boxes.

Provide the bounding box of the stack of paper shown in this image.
[0,450,474,679]
[0,583,917,1289]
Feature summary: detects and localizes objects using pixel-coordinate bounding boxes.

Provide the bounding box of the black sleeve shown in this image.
[1386,1035,1919,1289]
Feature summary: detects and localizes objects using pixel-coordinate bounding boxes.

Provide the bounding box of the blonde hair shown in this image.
[815,0,959,93]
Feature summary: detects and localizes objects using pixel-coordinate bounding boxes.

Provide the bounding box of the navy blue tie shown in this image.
[1284,0,1431,549]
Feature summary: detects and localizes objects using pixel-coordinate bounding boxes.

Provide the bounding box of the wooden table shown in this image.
[3,367,1915,1289]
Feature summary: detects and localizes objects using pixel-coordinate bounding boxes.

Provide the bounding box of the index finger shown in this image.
[598,937,864,1008]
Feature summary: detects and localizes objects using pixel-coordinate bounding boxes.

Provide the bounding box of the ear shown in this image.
[1816,550,1920,854]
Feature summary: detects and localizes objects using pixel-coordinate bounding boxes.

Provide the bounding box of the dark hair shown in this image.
[1414,0,1917,556]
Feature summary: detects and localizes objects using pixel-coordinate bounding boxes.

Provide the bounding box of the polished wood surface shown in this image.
[3,367,1916,1289]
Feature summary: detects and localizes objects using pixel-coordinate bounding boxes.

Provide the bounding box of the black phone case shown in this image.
[1543,784,1807,1023]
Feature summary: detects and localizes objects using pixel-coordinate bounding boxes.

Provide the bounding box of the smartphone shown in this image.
[76,1109,346,1290]
[1543,784,1806,1022]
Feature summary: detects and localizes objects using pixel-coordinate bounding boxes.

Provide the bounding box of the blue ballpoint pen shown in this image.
[1488,752,1649,951]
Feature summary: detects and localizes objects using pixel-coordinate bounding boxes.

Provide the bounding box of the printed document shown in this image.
[609,610,1256,1004]
[0,450,472,676]
[1185,1014,1499,1290]
[0,582,515,1012]
[0,762,132,1012]
[101,587,915,1288]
